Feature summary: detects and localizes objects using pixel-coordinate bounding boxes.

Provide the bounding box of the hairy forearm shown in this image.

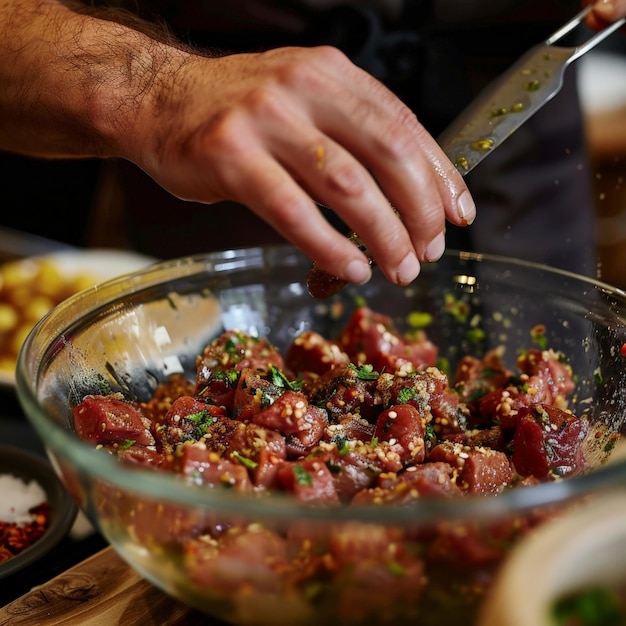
[0,0,190,159]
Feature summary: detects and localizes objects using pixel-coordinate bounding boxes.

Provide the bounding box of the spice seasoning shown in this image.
[0,474,49,562]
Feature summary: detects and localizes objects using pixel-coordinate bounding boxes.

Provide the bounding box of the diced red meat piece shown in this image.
[285,329,350,375]
[336,306,437,373]
[251,390,326,438]
[284,405,328,456]
[232,368,282,420]
[428,518,521,566]
[184,526,289,592]
[463,425,507,452]
[161,396,226,446]
[387,368,465,436]
[178,443,252,491]
[399,330,439,370]
[93,480,215,546]
[374,404,426,464]
[195,331,284,396]
[116,445,171,469]
[73,394,155,446]
[429,441,513,495]
[478,374,558,433]
[326,522,427,621]
[195,368,240,412]
[336,307,397,366]
[477,351,573,432]
[517,349,575,400]
[309,447,380,502]
[512,404,588,479]
[377,462,462,499]
[307,363,382,423]
[453,350,512,409]
[277,458,339,503]
[327,522,427,621]
[225,422,287,489]
[332,414,376,443]
[328,521,405,562]
[335,555,426,622]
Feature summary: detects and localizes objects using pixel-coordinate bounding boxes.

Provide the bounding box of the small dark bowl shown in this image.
[0,445,77,578]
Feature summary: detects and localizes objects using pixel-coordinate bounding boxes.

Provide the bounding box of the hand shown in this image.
[130,45,475,287]
[585,0,626,28]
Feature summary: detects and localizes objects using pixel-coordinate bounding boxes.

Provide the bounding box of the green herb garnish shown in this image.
[293,464,313,487]
[231,450,259,470]
[349,363,378,381]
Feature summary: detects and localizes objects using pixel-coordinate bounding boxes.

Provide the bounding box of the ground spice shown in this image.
[0,501,50,562]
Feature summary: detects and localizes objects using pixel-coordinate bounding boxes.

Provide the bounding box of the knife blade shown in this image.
[437,6,626,177]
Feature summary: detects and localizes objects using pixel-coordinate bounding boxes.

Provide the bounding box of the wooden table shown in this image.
[0,547,222,625]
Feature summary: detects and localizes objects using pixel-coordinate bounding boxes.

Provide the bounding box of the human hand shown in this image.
[130,46,475,288]
[585,0,626,28]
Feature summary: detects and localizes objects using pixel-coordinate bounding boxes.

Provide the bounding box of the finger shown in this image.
[586,0,626,28]
[264,45,474,236]
[196,117,378,284]
[259,112,426,286]
[238,161,378,286]
[295,48,475,253]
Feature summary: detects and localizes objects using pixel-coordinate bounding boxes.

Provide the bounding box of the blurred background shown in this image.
[1,3,626,287]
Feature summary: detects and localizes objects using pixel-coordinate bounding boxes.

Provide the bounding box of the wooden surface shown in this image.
[0,547,215,625]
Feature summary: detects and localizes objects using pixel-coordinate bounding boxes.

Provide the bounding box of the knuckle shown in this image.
[272,46,349,91]
[268,196,309,232]
[322,160,368,198]
[243,83,287,122]
[376,111,422,161]
[199,110,247,154]
[310,45,351,67]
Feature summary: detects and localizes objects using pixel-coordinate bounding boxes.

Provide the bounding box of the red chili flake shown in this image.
[0,502,49,563]
[620,343,626,358]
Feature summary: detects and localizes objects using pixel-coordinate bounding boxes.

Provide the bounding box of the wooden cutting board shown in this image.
[0,546,227,625]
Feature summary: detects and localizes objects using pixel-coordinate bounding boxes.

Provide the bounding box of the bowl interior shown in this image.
[15,246,626,519]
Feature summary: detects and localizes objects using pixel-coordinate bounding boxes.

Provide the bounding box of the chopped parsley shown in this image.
[443,292,470,323]
[185,409,216,439]
[397,386,418,404]
[212,368,240,386]
[524,79,540,92]
[407,311,433,329]
[269,364,303,391]
[466,327,486,344]
[552,587,624,626]
[331,433,350,456]
[326,461,342,475]
[231,450,259,470]
[293,464,313,487]
[349,363,378,381]
[530,324,548,350]
[388,561,406,576]
[593,367,603,385]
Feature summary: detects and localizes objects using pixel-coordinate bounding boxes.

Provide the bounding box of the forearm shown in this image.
[0,0,189,160]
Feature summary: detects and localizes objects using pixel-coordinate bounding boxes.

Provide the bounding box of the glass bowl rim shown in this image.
[15,246,626,524]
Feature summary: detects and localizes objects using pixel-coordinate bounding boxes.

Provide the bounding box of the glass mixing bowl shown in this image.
[15,246,626,626]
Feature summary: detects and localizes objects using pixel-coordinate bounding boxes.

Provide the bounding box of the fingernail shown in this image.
[397,252,421,286]
[597,0,615,15]
[425,232,446,263]
[457,191,476,226]
[344,259,372,285]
